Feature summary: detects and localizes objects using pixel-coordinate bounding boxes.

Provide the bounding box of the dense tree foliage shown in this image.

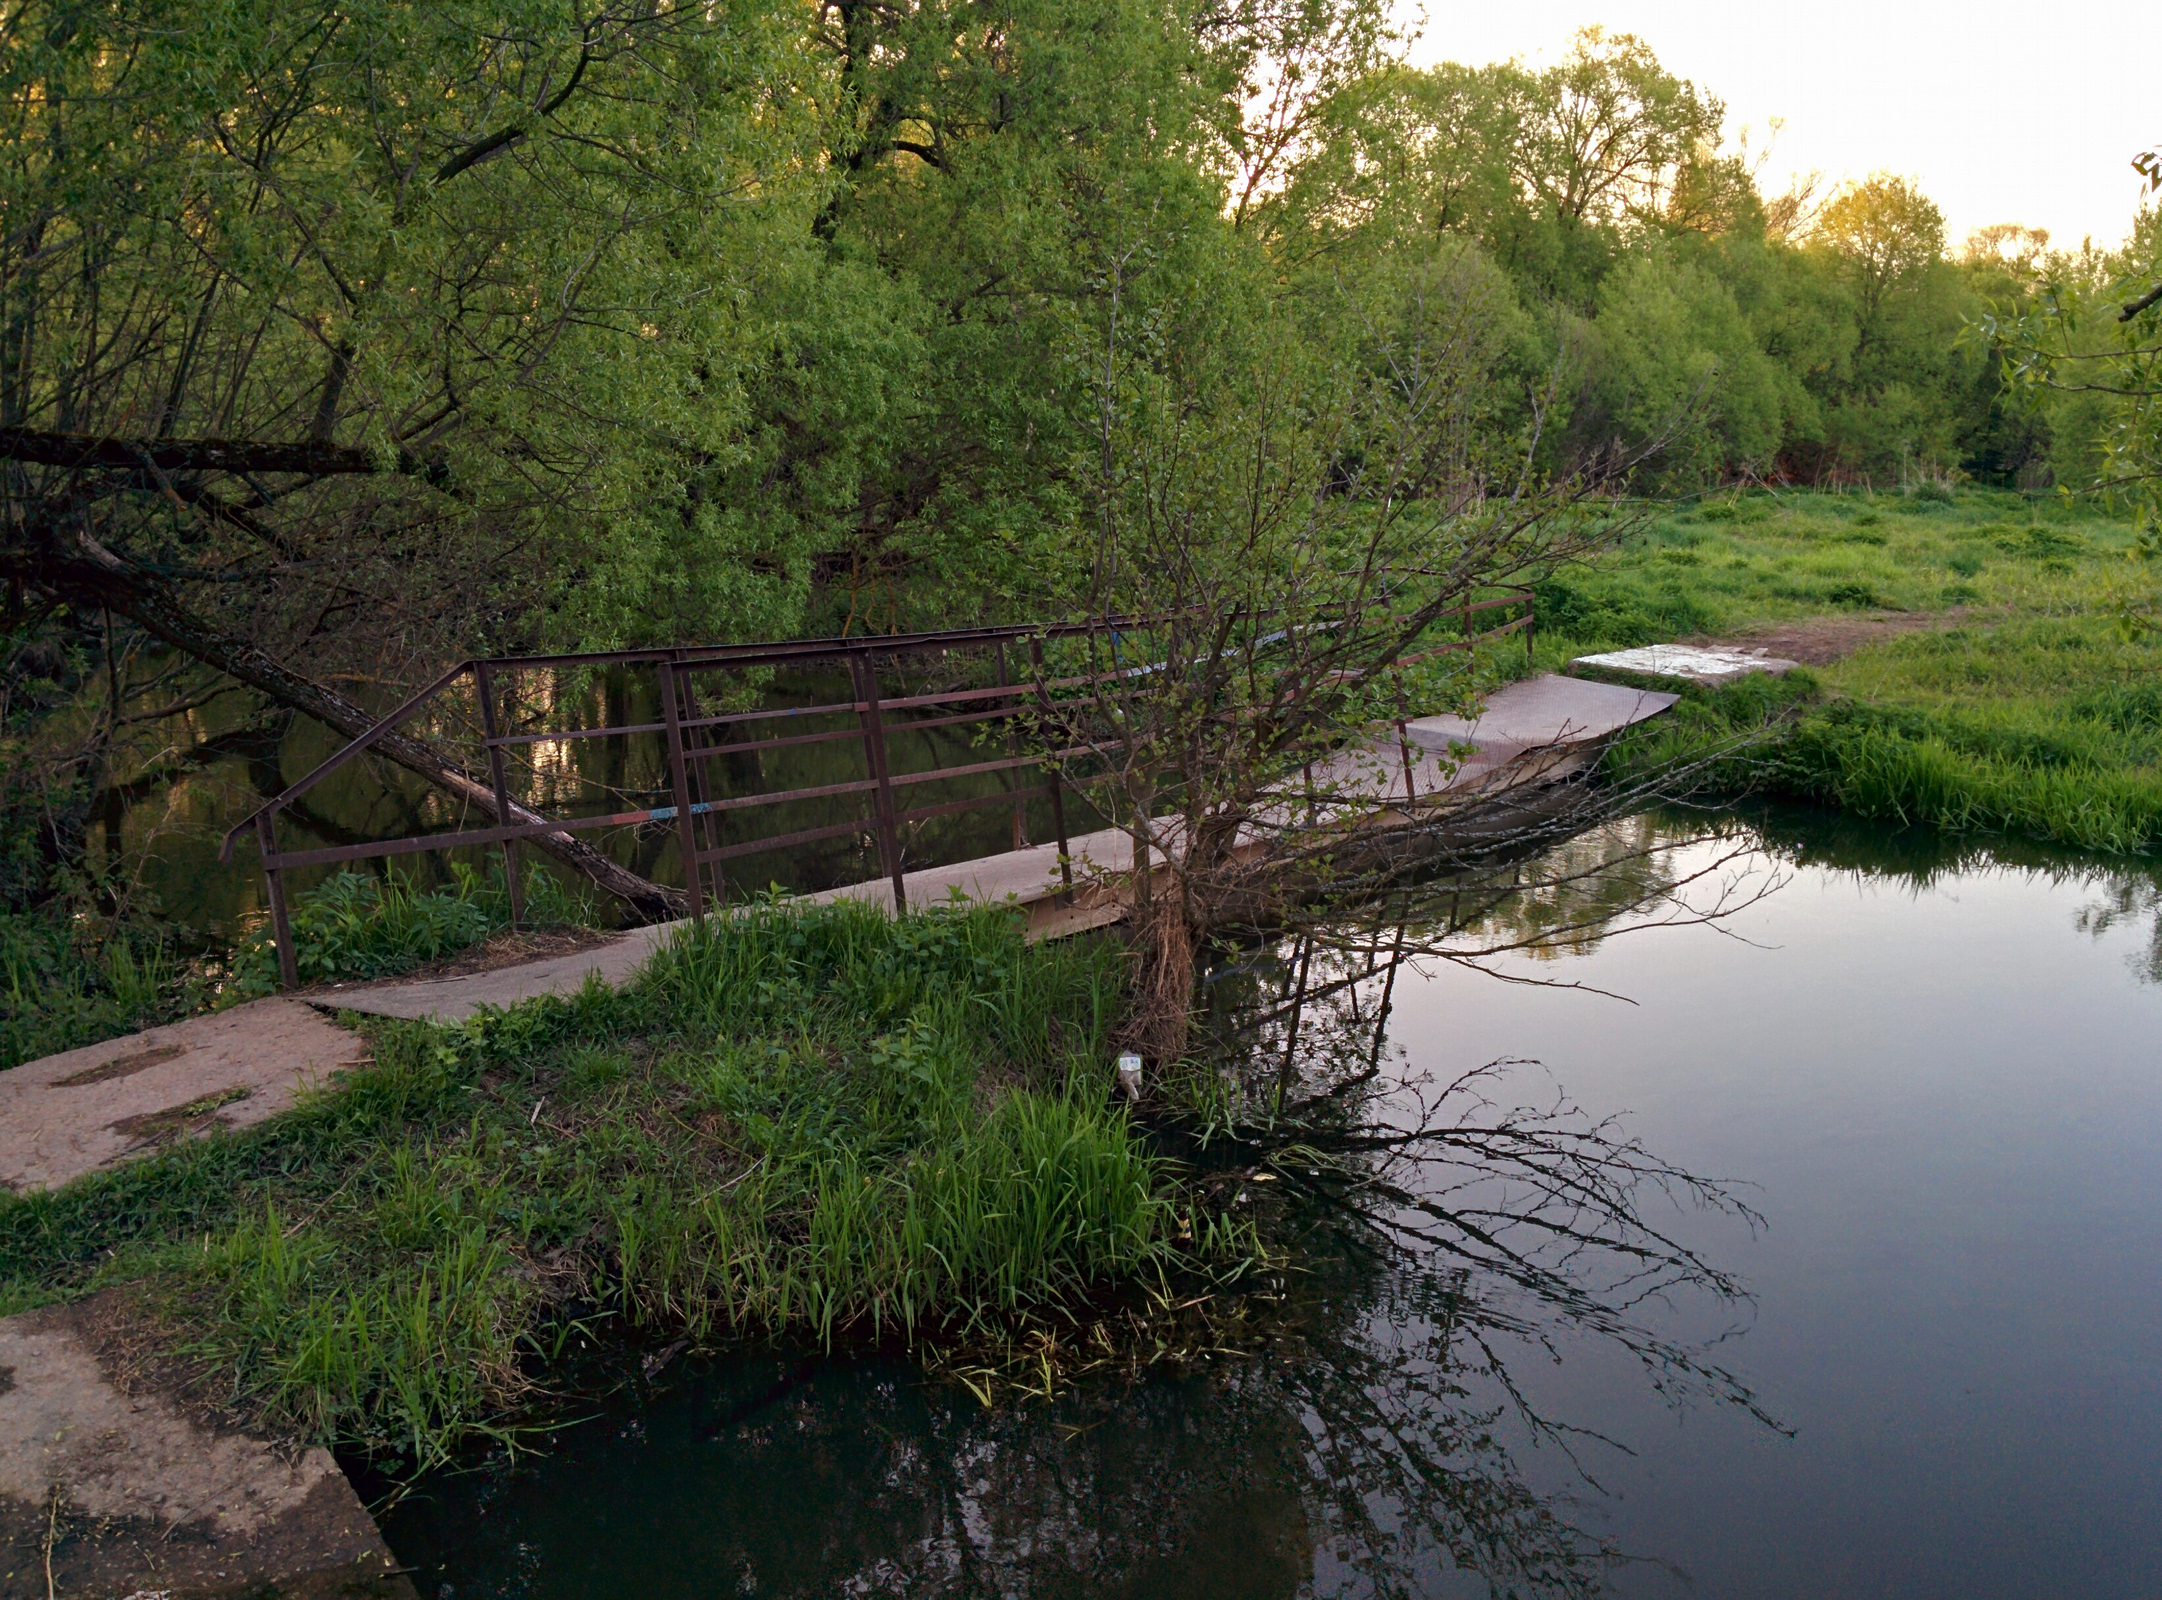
[0,0,2129,929]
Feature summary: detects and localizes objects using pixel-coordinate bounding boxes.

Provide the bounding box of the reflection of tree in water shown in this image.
[2076,875,2162,984]
[1732,798,2162,986]
[394,820,1783,1600]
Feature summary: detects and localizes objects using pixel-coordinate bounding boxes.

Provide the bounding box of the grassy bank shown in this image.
[1,861,600,1071]
[1524,487,2162,854]
[0,897,1232,1472]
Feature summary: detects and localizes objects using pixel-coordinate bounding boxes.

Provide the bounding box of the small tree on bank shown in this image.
[1034,248,1665,1060]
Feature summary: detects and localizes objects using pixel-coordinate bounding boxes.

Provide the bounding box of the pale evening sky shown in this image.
[1400,0,2149,254]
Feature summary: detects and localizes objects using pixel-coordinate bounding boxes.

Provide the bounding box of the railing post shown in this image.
[659,659,706,921]
[474,661,524,928]
[1029,635,1074,899]
[1524,589,1536,666]
[256,813,299,990]
[1394,694,1419,808]
[851,651,908,914]
[996,640,1027,852]
[674,672,727,909]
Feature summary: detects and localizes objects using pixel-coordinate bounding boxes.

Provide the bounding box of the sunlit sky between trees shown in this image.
[1402,0,2150,252]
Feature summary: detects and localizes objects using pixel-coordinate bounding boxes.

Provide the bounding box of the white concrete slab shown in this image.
[1570,644,1799,685]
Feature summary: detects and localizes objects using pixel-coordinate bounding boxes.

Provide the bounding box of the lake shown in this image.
[376,806,2162,1597]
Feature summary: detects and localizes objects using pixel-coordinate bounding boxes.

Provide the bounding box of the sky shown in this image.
[1400,0,2151,254]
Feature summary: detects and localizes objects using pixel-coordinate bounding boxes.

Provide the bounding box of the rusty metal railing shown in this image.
[221,593,1533,989]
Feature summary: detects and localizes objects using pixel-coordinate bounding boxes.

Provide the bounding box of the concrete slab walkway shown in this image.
[0,999,371,1194]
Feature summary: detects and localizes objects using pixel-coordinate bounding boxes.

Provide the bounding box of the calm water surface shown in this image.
[379,810,2162,1598]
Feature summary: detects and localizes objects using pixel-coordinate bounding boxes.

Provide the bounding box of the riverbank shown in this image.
[1524,487,2162,854]
[0,898,1249,1478]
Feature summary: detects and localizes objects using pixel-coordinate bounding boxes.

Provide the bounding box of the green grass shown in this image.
[229,860,599,994]
[1,913,194,1070]
[0,896,1232,1472]
[1526,486,2162,855]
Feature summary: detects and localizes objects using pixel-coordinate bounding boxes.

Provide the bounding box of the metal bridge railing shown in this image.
[221,593,1532,989]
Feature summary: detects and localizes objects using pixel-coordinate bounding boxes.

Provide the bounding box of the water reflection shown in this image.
[382,819,1815,1599]
[1732,801,2162,985]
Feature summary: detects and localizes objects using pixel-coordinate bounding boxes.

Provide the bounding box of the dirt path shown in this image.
[1695,608,1970,667]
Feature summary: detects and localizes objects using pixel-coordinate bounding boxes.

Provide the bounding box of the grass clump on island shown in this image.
[1518,486,2162,855]
[0,896,1237,1472]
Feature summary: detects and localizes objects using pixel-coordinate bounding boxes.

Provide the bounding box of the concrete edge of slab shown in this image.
[0,1295,414,1599]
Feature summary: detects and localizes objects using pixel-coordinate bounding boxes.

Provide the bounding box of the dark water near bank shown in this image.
[377,807,2162,1598]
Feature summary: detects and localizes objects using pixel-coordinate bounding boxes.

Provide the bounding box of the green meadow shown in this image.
[1529,487,2162,855]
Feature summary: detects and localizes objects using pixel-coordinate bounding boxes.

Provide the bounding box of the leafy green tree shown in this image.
[1589,248,1784,482]
[0,0,828,910]
[1804,175,1974,477]
[1985,185,2162,624]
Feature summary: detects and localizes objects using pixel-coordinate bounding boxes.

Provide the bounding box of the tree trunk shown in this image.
[43,531,685,920]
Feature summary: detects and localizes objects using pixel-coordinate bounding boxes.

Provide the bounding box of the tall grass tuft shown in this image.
[1,913,187,1070]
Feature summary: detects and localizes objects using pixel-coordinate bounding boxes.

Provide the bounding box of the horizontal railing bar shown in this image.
[701,776,883,813]
[699,819,873,864]
[888,752,1047,788]
[885,704,1020,737]
[674,698,864,733]
[686,723,866,759]
[487,721,668,747]
[895,786,1050,829]
[487,622,1065,675]
[875,681,1033,713]
[260,797,740,869]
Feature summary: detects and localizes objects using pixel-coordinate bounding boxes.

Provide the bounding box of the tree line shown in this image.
[0,0,2148,924]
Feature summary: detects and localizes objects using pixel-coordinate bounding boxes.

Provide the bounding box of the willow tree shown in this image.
[0,1,828,911]
[1030,234,1657,1059]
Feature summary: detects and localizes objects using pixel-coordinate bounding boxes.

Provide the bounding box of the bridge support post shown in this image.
[660,660,706,921]
[997,641,1027,852]
[256,814,299,990]
[1029,636,1074,901]
[475,662,524,928]
[851,652,909,914]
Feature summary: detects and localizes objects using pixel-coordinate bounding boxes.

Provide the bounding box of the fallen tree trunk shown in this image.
[28,529,686,920]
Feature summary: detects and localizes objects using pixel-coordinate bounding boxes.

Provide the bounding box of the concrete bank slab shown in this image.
[317,922,679,1025]
[323,825,1144,1025]
[0,1302,411,1599]
[1569,644,1799,686]
[0,1000,371,1194]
